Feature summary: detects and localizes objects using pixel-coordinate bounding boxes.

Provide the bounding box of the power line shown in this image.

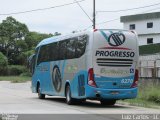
[97,6,160,25]
[96,18,119,25]
[74,0,92,22]
[84,18,120,30]
[0,0,85,16]
[83,2,160,30]
[85,6,160,30]
[97,2,160,13]
[141,6,160,13]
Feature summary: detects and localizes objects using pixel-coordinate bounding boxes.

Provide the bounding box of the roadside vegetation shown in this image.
[119,79,160,108]
[0,76,31,83]
[0,62,31,83]
[139,43,160,55]
[0,17,60,83]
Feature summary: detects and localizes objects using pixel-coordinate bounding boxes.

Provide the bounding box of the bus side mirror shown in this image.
[28,54,36,74]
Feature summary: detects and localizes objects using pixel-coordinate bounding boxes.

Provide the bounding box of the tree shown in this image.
[15,50,34,65]
[0,17,60,65]
[54,32,61,36]
[25,32,53,50]
[0,52,8,67]
[0,52,8,76]
[0,16,29,64]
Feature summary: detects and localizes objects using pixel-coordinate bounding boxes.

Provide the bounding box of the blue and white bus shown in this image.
[30,29,139,105]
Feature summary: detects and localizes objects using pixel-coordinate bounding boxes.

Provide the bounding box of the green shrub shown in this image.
[139,43,160,55]
[0,52,8,67]
[7,65,28,76]
[0,52,8,76]
[138,84,160,104]
[0,67,8,76]
[20,72,32,77]
[146,86,160,103]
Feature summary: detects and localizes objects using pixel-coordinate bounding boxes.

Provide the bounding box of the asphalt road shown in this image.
[0,81,159,120]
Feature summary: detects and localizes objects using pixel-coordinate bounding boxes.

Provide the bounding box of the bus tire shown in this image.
[100,100,116,106]
[65,85,75,105]
[37,84,45,99]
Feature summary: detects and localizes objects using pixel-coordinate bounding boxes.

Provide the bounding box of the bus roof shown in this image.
[35,31,88,49]
[35,29,134,49]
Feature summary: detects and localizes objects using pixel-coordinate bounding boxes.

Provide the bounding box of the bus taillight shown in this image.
[88,68,97,87]
[93,29,98,32]
[131,69,139,88]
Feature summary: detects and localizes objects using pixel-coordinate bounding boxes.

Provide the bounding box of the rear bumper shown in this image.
[86,86,138,100]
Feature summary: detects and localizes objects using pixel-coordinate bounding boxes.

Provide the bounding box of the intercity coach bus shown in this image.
[29,29,139,105]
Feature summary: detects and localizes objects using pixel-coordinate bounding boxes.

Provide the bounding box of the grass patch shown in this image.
[0,76,31,83]
[120,98,160,109]
[119,82,160,109]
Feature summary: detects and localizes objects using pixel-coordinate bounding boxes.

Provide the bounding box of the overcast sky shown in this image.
[0,0,160,34]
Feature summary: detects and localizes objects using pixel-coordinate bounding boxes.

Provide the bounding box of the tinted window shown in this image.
[75,35,87,58]
[31,54,36,74]
[49,42,59,61]
[37,35,88,64]
[147,38,153,44]
[66,38,76,59]
[37,44,50,64]
[147,22,153,28]
[37,47,43,64]
[59,41,67,60]
[130,24,135,30]
[28,54,36,74]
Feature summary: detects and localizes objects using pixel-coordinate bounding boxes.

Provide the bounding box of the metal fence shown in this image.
[139,54,160,79]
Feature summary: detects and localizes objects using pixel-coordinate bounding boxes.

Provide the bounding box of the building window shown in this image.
[147,22,153,28]
[129,24,135,30]
[147,38,153,44]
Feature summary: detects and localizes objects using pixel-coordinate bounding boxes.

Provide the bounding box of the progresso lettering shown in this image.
[95,50,135,58]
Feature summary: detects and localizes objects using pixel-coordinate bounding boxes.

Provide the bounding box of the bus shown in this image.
[29,29,139,105]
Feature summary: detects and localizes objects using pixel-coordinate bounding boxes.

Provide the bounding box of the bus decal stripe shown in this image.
[61,60,66,79]
[98,46,131,50]
[97,61,132,64]
[97,58,133,61]
[100,30,109,42]
[98,64,131,67]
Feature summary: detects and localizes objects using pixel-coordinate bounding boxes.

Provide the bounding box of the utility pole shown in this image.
[93,0,96,29]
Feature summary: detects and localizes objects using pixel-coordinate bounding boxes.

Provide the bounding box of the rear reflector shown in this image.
[88,68,97,87]
[93,29,98,32]
[131,69,139,88]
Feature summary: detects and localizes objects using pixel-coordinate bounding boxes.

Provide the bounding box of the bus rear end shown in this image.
[86,29,139,105]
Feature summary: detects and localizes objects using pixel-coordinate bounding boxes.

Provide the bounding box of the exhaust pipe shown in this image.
[96,93,100,99]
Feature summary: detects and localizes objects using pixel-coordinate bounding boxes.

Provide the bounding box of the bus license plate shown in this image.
[110,91,119,95]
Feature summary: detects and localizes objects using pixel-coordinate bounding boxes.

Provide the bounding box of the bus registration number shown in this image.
[121,79,133,84]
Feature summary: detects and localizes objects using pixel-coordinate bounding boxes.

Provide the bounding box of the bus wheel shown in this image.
[100,100,116,106]
[65,85,75,105]
[37,84,45,99]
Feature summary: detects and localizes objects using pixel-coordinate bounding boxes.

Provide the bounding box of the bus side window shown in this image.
[59,41,67,60]
[28,54,36,75]
[37,45,50,64]
[66,39,76,59]
[32,55,36,74]
[49,42,59,61]
[75,35,87,58]
[37,47,43,65]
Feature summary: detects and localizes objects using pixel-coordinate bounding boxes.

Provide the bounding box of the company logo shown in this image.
[97,31,135,58]
[52,66,62,92]
[108,33,125,46]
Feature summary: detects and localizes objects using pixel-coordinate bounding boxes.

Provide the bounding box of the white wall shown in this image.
[123,18,160,46]
[123,18,160,35]
[138,34,160,46]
